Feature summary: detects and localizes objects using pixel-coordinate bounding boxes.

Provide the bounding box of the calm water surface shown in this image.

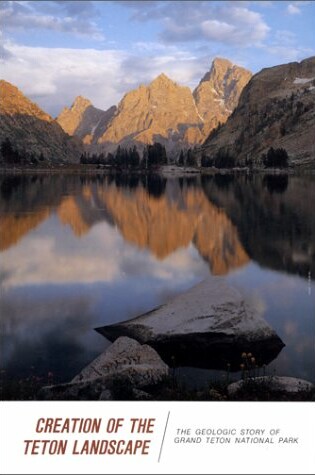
[0,173,314,395]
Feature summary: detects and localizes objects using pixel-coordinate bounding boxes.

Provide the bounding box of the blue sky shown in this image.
[1,1,314,116]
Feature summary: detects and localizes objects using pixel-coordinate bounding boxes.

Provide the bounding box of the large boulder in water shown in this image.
[97,277,285,370]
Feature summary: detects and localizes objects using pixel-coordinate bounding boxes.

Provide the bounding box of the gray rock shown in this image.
[38,337,168,400]
[228,376,314,396]
[132,388,152,400]
[99,389,113,400]
[72,336,169,387]
[97,277,284,370]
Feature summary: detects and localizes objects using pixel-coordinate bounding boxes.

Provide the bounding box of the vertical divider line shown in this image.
[158,411,170,463]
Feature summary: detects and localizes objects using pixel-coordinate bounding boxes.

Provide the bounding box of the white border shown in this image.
[1,401,314,474]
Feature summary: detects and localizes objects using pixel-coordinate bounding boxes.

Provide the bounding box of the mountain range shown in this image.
[56,57,251,154]
[0,56,314,166]
[199,56,315,167]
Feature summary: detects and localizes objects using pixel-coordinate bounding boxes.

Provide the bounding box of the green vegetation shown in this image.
[0,368,55,401]
[0,137,43,165]
[262,147,289,168]
[201,148,236,169]
[178,150,185,166]
[2,351,314,401]
[145,142,168,167]
[151,352,315,402]
[214,148,236,168]
[201,153,213,167]
[176,148,197,167]
[80,142,167,169]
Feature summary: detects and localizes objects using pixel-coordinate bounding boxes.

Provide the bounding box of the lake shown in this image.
[0,172,314,398]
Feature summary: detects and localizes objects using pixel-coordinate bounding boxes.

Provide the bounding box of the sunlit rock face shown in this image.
[56,96,116,145]
[193,57,252,138]
[0,80,82,163]
[97,277,285,370]
[96,73,203,152]
[200,56,315,167]
[56,58,251,154]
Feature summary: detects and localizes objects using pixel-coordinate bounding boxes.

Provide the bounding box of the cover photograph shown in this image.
[0,1,314,474]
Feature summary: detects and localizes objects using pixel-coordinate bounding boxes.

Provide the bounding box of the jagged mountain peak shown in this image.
[150,73,177,88]
[197,57,251,86]
[212,57,233,68]
[0,80,82,162]
[57,95,116,144]
[193,57,252,136]
[58,96,92,118]
[200,55,315,167]
[96,70,202,150]
[71,96,92,110]
[0,79,52,121]
[56,58,252,153]
[0,79,19,92]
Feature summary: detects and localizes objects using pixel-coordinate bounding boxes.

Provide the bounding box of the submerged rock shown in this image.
[97,277,284,370]
[39,337,168,400]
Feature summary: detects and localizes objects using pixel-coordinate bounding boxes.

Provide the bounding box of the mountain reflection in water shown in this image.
[0,172,314,396]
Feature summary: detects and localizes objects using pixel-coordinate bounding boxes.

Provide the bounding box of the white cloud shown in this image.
[0,41,214,115]
[119,1,270,46]
[201,20,236,42]
[287,3,301,14]
[163,4,270,46]
[1,42,128,114]
[0,0,104,39]
[120,47,211,90]
[287,1,311,15]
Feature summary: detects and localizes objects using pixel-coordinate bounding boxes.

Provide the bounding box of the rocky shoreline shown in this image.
[38,278,314,401]
[0,164,312,177]
[38,335,314,401]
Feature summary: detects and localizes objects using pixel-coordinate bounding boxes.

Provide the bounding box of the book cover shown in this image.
[1,1,314,473]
